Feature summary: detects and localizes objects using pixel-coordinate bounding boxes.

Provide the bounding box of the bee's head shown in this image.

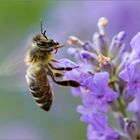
[33,21,63,52]
[33,34,61,52]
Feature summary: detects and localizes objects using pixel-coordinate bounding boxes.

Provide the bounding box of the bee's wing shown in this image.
[0,53,24,76]
[0,35,33,77]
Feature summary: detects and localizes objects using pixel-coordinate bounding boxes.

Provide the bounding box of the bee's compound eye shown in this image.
[37,41,46,46]
[47,39,60,46]
[47,39,54,44]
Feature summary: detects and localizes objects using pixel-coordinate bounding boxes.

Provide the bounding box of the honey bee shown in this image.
[24,22,80,111]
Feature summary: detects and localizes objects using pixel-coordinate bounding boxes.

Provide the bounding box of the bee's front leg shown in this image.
[48,63,78,71]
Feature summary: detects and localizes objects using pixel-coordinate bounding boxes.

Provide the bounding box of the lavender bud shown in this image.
[80,50,96,60]
[83,41,97,54]
[67,36,84,47]
[124,118,140,139]
[118,31,126,41]
[79,50,98,65]
[93,32,109,55]
[109,31,126,60]
[98,17,108,36]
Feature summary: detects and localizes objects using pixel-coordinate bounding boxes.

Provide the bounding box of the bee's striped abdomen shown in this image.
[26,66,53,111]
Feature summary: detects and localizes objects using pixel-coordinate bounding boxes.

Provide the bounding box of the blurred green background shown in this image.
[0,0,140,140]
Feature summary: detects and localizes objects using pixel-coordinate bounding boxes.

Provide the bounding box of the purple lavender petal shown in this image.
[93,72,109,87]
[119,66,130,82]
[77,105,117,138]
[109,31,126,61]
[105,88,118,102]
[71,87,81,97]
[119,59,140,96]
[93,32,109,55]
[87,124,103,140]
[63,69,80,81]
[84,112,108,131]
[83,72,109,95]
[56,58,78,67]
[80,50,96,60]
[82,41,98,54]
[64,68,90,84]
[84,72,117,99]
[83,74,94,91]
[81,72,118,111]
[105,129,120,140]
[80,92,95,107]
[87,125,121,140]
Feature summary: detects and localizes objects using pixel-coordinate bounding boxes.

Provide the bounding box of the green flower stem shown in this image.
[117,97,127,117]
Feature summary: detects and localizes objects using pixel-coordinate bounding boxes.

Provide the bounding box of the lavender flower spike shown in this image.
[63,17,140,140]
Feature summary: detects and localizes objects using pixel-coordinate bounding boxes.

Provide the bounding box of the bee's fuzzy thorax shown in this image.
[25,46,53,66]
[33,34,48,42]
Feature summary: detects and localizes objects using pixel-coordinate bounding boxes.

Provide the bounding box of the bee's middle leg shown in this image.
[54,72,63,77]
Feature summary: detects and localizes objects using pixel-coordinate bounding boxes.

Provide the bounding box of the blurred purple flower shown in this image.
[87,124,121,140]
[46,1,140,48]
[77,105,120,140]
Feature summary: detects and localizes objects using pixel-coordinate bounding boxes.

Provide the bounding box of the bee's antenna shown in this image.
[40,19,48,39]
[40,19,43,34]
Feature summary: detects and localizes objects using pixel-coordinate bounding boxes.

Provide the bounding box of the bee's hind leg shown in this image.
[48,68,80,87]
